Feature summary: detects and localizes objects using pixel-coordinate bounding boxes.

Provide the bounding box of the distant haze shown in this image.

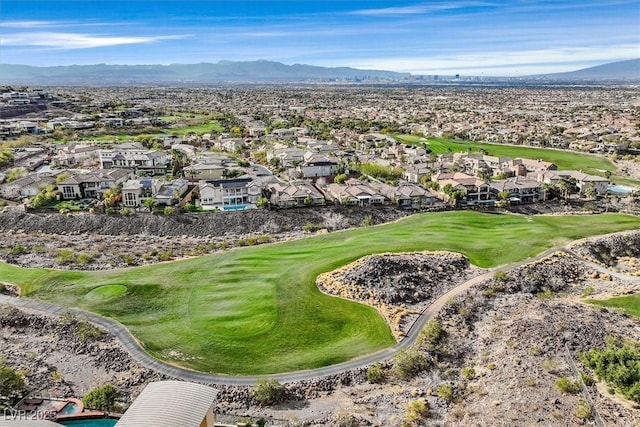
[0,59,638,86]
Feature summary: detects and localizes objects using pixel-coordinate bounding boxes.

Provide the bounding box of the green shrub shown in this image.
[556,376,580,394]
[537,289,555,299]
[83,384,120,411]
[334,173,347,184]
[362,215,374,227]
[303,222,323,233]
[56,249,76,265]
[250,378,286,406]
[575,399,592,420]
[163,206,174,215]
[419,319,443,350]
[493,270,509,282]
[393,349,428,379]
[10,245,27,255]
[580,371,594,386]
[0,361,25,406]
[76,320,103,343]
[460,367,476,380]
[580,339,640,403]
[76,253,93,265]
[436,384,454,402]
[119,207,133,216]
[403,398,429,426]
[366,361,386,384]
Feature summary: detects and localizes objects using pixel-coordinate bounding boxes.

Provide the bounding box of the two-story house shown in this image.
[100,148,169,175]
[298,154,340,179]
[489,177,545,203]
[198,177,259,211]
[58,169,133,200]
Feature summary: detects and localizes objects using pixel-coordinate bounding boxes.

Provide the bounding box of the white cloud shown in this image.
[0,32,191,49]
[1,20,57,28]
[350,1,492,16]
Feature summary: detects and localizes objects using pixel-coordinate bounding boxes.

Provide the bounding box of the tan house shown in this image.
[269,181,325,207]
[371,182,440,208]
[325,180,387,206]
[537,170,609,196]
[58,168,133,200]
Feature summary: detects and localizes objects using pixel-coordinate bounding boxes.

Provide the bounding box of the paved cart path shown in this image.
[0,246,633,386]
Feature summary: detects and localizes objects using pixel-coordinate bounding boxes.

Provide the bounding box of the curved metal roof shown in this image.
[115,380,217,427]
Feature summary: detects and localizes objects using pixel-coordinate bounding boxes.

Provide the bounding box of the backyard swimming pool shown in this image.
[609,184,636,194]
[58,418,117,427]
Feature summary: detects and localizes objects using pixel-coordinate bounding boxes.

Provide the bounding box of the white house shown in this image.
[199,177,257,211]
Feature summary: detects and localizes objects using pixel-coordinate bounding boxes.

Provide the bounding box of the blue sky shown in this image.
[1,0,638,76]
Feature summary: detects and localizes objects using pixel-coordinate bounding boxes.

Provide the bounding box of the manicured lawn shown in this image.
[585,294,640,317]
[395,135,615,173]
[166,121,224,136]
[1,212,639,375]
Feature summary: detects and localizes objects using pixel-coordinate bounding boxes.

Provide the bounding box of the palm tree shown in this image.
[143,198,157,212]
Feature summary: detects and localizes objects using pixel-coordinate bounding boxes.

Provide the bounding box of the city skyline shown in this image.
[1,0,639,76]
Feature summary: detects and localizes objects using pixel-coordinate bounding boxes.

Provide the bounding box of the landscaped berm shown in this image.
[1,211,639,375]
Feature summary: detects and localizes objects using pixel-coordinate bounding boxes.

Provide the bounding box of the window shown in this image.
[62,186,76,199]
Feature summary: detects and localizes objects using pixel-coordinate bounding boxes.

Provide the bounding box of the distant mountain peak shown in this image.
[532,58,640,81]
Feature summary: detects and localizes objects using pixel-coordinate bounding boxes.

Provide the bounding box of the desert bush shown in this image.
[9,245,27,255]
[250,378,286,406]
[56,249,76,265]
[436,384,455,402]
[303,222,323,233]
[76,253,93,265]
[493,270,509,282]
[393,349,428,379]
[333,411,359,427]
[75,320,103,343]
[403,398,429,426]
[537,289,555,299]
[556,376,580,394]
[542,357,560,374]
[419,319,443,350]
[366,361,386,384]
[575,399,592,420]
[460,367,476,380]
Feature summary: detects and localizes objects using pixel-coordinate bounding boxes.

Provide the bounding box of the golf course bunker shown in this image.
[316,251,484,338]
[85,284,128,302]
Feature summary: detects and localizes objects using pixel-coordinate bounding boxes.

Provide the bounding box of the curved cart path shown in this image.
[0,245,630,386]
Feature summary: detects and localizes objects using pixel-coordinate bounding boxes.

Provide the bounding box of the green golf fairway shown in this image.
[1,211,638,375]
[586,294,640,317]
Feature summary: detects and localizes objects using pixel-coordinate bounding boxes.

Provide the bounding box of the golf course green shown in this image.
[1,211,639,375]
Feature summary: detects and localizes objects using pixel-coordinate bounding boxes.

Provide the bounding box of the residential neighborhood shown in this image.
[2,85,633,216]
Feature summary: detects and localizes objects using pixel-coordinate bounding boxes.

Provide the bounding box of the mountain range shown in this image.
[0,59,638,86]
[0,60,410,86]
[530,58,639,81]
